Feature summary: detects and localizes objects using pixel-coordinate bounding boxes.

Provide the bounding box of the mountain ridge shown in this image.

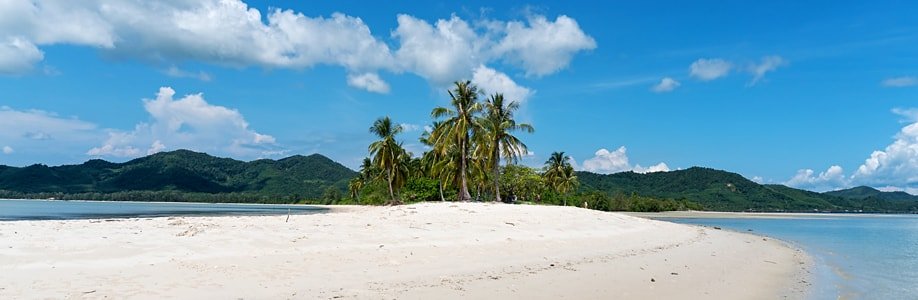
[0,150,356,200]
[1,150,916,212]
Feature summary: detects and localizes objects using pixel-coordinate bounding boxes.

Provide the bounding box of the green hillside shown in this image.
[0,150,356,202]
[2,151,917,212]
[577,167,918,212]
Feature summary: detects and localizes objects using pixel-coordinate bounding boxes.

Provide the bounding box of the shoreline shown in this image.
[0,202,810,299]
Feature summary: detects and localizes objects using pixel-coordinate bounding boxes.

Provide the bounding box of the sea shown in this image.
[0,199,326,221]
[663,215,918,300]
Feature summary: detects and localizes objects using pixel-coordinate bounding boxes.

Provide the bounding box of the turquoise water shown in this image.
[664,215,918,300]
[0,199,326,220]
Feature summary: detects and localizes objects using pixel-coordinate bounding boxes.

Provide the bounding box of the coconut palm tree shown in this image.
[544,151,579,204]
[420,121,451,201]
[477,93,534,202]
[348,177,364,199]
[430,81,482,201]
[368,116,408,204]
[358,157,375,180]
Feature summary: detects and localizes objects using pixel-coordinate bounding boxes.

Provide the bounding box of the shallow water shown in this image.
[663,215,918,300]
[0,199,326,220]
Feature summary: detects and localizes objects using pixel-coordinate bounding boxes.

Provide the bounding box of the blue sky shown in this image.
[1,1,917,193]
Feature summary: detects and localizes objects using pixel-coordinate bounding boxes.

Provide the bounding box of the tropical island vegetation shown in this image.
[1,81,917,213]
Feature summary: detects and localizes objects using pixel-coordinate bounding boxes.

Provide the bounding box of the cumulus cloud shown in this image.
[786,108,918,193]
[580,146,670,174]
[392,14,482,85]
[0,1,594,93]
[491,15,597,77]
[346,72,390,93]
[848,110,918,189]
[784,165,847,192]
[633,162,670,173]
[87,87,278,158]
[882,76,918,87]
[471,65,533,104]
[689,58,732,81]
[2,146,13,154]
[651,77,680,93]
[747,55,786,86]
[0,37,43,75]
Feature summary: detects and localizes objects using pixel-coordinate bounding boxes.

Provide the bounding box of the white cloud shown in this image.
[633,162,670,173]
[87,87,278,159]
[882,76,918,88]
[0,37,43,75]
[392,14,482,85]
[849,114,918,188]
[786,108,918,193]
[0,106,103,162]
[689,58,732,81]
[471,65,533,104]
[785,165,847,192]
[2,146,13,154]
[148,140,166,155]
[346,72,390,93]
[747,55,786,86]
[580,146,669,174]
[0,1,392,76]
[0,106,99,142]
[164,66,212,82]
[399,123,421,132]
[0,2,594,94]
[491,15,596,77]
[651,77,680,93]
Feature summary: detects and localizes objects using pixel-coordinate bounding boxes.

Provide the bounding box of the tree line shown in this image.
[350,80,590,207]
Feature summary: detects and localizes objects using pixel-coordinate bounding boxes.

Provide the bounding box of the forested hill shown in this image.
[577,167,918,212]
[0,150,356,202]
[2,151,916,212]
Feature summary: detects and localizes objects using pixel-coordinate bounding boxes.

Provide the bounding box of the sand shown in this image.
[0,202,810,299]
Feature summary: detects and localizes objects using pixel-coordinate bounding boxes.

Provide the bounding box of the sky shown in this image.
[1,0,917,193]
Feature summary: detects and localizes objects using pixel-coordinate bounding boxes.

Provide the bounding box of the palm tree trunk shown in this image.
[492,147,501,202]
[387,170,396,204]
[438,182,445,201]
[458,140,472,201]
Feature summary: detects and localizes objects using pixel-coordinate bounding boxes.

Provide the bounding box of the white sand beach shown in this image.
[0,202,810,299]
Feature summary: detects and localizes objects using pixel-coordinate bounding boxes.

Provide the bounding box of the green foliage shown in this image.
[401,177,440,203]
[0,150,356,203]
[321,186,343,204]
[578,167,918,213]
[499,164,546,202]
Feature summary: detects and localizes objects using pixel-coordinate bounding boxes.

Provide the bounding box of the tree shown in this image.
[477,93,534,202]
[430,81,482,201]
[368,116,409,204]
[322,186,342,204]
[348,177,363,199]
[543,151,579,205]
[500,164,546,202]
[420,121,452,201]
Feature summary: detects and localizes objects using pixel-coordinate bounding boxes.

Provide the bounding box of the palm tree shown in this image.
[477,93,534,202]
[359,157,375,180]
[368,116,408,204]
[544,151,579,205]
[348,177,364,199]
[430,81,482,201]
[420,121,450,201]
